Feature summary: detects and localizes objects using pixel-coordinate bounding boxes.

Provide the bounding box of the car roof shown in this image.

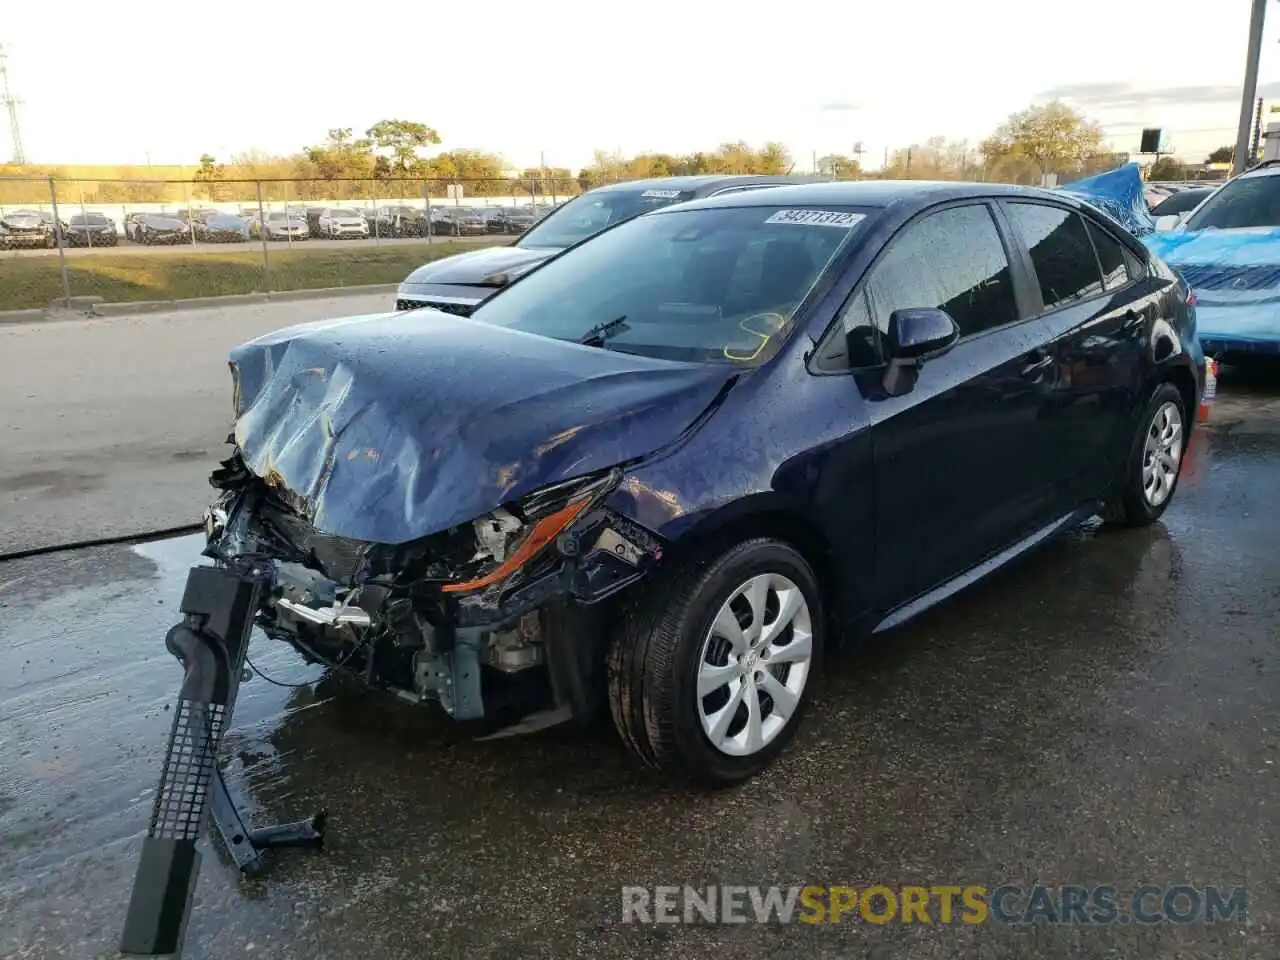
[663,179,1079,212]
[1235,161,1280,180]
[587,174,830,197]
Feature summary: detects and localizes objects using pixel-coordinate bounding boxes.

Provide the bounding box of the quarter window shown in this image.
[1006,203,1103,310]
[865,204,1019,338]
[836,288,881,368]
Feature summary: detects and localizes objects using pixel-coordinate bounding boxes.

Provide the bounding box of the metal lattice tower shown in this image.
[0,44,25,165]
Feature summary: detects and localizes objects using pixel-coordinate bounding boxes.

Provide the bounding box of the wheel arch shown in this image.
[659,493,852,629]
[1161,363,1197,448]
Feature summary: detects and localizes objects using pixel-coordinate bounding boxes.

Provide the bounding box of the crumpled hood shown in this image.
[229,311,737,544]
[2,214,43,228]
[401,244,554,285]
[1144,227,1280,343]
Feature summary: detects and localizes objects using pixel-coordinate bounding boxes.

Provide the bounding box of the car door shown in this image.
[858,201,1059,610]
[1000,201,1153,507]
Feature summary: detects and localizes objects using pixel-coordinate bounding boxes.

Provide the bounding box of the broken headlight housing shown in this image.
[445,469,621,595]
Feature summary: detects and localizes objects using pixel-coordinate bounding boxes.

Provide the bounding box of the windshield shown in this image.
[1183,174,1280,230]
[516,188,696,249]
[470,204,871,366]
[70,214,109,224]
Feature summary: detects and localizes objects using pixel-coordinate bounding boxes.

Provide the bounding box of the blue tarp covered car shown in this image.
[1062,163,1156,238]
[1068,162,1280,358]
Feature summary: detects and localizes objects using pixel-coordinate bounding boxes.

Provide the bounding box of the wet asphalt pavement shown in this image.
[0,293,392,556]
[1,375,1278,959]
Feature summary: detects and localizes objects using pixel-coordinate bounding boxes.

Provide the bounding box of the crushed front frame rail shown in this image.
[119,564,325,957]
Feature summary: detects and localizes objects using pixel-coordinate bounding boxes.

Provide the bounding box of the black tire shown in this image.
[607,537,824,786]
[1102,382,1188,528]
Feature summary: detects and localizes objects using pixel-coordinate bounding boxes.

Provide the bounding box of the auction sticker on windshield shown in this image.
[765,209,866,228]
[642,189,683,199]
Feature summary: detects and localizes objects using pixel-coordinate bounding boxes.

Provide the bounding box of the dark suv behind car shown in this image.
[395,174,831,316]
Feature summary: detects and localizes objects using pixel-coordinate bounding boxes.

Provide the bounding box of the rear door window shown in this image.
[1083,219,1136,290]
[1004,202,1103,310]
[865,203,1019,338]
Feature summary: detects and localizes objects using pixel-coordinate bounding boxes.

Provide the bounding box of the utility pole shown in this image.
[1251,96,1265,162]
[0,43,26,164]
[1233,0,1268,175]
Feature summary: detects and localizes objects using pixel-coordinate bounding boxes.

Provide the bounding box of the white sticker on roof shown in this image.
[765,209,866,228]
[641,189,683,199]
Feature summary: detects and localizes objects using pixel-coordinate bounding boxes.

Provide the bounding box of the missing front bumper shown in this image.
[203,482,663,724]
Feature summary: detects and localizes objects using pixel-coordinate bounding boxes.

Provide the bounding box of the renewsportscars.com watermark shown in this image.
[622,884,1248,926]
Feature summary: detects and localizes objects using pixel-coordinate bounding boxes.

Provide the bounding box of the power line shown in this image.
[0,43,24,164]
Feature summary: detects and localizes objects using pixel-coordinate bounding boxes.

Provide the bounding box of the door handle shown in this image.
[1020,349,1053,377]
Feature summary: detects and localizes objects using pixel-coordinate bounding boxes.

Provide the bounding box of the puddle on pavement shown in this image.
[0,534,321,886]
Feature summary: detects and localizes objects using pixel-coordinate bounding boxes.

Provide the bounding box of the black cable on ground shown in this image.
[0,523,205,564]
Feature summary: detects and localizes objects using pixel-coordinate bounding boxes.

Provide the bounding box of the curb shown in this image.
[0,283,399,324]
[0,308,48,325]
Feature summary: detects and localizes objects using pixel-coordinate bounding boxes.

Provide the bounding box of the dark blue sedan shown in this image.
[206,180,1204,784]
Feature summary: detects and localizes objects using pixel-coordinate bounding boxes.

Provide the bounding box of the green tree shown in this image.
[305,128,375,184]
[981,101,1105,177]
[423,150,507,195]
[520,165,576,194]
[365,119,441,176]
[192,153,226,201]
[1148,156,1187,181]
[817,154,861,178]
[1206,145,1234,165]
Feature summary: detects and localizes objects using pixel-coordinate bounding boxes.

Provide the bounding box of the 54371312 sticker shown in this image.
[765,209,866,228]
[641,189,683,199]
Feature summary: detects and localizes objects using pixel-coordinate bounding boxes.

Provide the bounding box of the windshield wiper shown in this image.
[579,315,629,348]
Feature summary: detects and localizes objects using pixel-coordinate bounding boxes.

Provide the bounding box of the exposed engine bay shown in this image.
[203,449,664,725]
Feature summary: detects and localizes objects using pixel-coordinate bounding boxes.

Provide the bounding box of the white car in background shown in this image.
[317,209,370,240]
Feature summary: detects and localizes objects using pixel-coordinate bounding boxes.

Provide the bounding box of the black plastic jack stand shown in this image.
[120,564,325,957]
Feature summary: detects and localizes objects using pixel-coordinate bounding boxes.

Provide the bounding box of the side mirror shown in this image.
[882,308,960,396]
[886,308,960,362]
[1154,214,1182,232]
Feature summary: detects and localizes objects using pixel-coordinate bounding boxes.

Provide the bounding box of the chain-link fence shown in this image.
[0,176,580,311]
[0,162,1180,313]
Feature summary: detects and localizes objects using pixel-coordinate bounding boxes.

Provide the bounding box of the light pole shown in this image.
[1234,0,1269,175]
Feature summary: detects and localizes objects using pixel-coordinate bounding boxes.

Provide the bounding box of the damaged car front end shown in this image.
[195,291,746,731]
[203,455,664,725]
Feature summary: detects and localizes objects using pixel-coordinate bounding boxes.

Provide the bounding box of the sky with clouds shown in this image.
[4,0,1280,171]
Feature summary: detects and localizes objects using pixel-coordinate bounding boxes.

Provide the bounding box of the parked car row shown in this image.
[0,203,561,249]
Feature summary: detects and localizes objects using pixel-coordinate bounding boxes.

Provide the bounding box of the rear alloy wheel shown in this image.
[1103,382,1187,527]
[608,538,823,785]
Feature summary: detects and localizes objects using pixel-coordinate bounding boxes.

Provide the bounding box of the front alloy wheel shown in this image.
[696,573,813,757]
[608,537,823,785]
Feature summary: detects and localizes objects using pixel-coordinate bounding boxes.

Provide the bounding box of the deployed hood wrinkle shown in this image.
[230,312,736,544]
